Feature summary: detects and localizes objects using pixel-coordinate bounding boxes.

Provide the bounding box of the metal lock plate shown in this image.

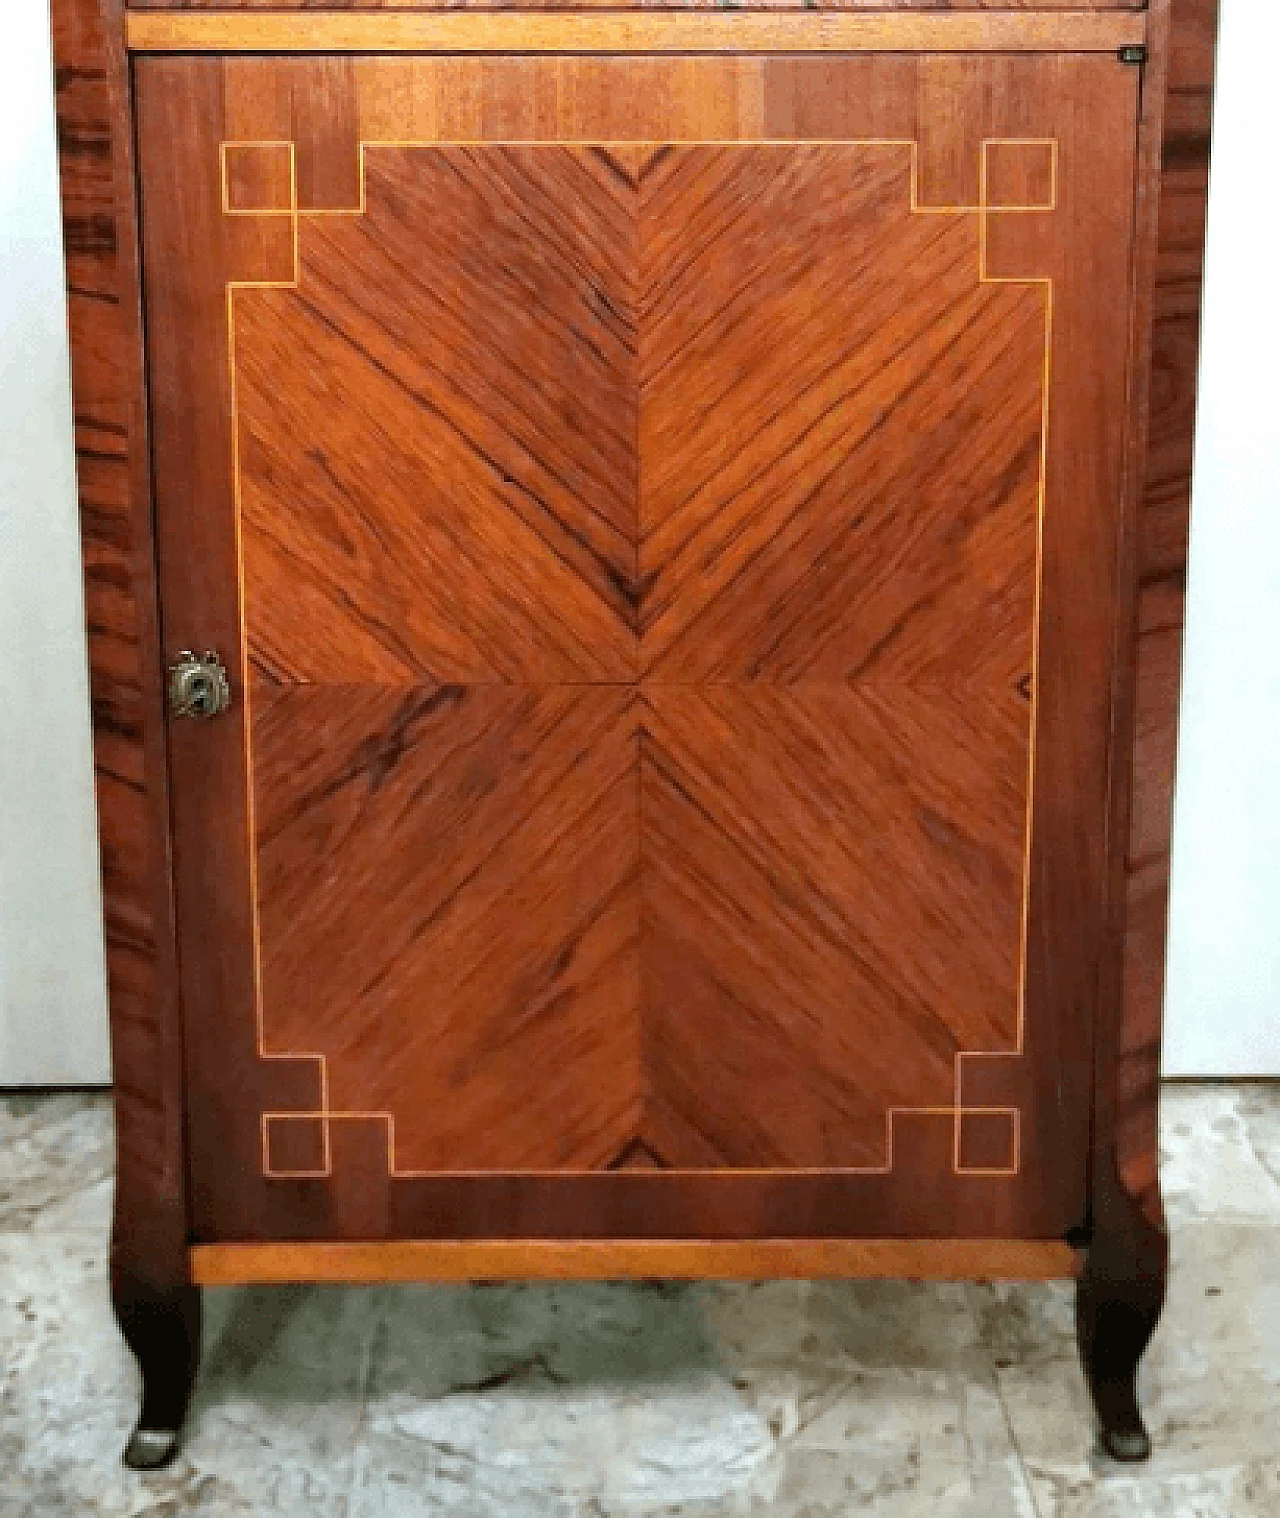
[167,650,232,719]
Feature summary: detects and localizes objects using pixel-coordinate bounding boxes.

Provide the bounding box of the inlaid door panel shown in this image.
[137,53,1139,1241]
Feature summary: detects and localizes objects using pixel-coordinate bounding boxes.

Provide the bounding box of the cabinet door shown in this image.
[137,53,1139,1243]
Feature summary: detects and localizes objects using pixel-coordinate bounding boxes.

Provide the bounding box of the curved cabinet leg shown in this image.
[1076,1164,1168,1462]
[112,1265,202,1469]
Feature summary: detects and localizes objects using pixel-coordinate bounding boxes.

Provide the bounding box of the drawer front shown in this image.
[136,52,1139,1242]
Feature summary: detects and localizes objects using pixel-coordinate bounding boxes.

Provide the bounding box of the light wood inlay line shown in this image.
[126,12,1147,55]
[191,1239,1082,1286]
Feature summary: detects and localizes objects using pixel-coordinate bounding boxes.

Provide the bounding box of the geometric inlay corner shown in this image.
[262,1112,329,1178]
[983,139,1057,212]
[222,140,295,215]
[956,1108,1021,1176]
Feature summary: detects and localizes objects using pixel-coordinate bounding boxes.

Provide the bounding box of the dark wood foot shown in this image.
[112,1270,202,1470]
[1076,1165,1168,1462]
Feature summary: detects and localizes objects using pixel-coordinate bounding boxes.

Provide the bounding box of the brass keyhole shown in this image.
[168,651,231,720]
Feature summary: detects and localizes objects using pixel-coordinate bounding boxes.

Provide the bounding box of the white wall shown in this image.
[1162,0,1280,1075]
[0,1,1274,1083]
[0,1,111,1084]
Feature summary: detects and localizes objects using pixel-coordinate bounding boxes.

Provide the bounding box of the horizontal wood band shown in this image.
[125,11,1147,54]
[190,1238,1081,1285]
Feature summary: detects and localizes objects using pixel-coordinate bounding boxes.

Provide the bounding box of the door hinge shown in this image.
[1118,45,1147,66]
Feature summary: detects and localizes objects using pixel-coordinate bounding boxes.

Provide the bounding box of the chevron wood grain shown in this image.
[253,684,642,1172]
[236,147,639,686]
[640,684,1030,1167]
[136,53,1139,1241]
[227,137,1040,1175]
[638,144,1043,683]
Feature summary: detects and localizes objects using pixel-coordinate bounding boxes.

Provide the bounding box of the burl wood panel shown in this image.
[50,0,189,1287]
[137,53,1137,1243]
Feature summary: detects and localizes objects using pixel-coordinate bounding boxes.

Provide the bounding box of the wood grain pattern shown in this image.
[236,148,638,686]
[191,1238,1081,1286]
[57,0,1215,1275]
[637,143,1045,686]
[1071,15,1213,1447]
[59,0,1214,1269]
[271,130,1042,1179]
[254,685,643,1173]
[1118,0,1218,1229]
[136,54,1138,1243]
[52,4,201,1465]
[131,0,1143,11]
[124,10,1147,52]
[639,684,1029,1169]
[231,136,1042,1177]
[50,0,191,1298]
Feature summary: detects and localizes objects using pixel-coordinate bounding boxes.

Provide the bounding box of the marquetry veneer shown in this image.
[53,0,1217,1473]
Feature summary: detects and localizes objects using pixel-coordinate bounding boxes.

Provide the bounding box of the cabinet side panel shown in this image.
[52,0,189,1274]
[1119,0,1218,1225]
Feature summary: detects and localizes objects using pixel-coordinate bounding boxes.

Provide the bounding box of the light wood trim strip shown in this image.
[191,1239,1080,1285]
[125,11,1146,55]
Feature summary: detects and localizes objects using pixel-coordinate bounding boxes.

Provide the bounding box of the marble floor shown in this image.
[1,1084,1278,1518]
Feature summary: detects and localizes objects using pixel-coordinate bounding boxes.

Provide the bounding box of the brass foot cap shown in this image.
[1101,1427,1151,1463]
[124,1427,181,1470]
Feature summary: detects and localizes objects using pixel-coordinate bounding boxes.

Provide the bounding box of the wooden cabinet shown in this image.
[53,0,1218,1477]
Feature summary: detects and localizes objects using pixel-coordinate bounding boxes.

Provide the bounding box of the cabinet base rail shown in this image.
[189,1238,1081,1285]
